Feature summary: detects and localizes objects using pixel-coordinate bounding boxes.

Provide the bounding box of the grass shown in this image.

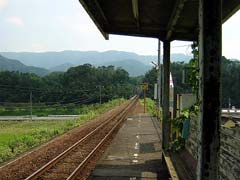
[140,98,160,117]
[0,98,125,164]
[0,99,126,117]
[0,120,75,163]
[0,105,85,116]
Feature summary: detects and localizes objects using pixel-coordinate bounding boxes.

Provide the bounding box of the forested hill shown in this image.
[0,52,192,77]
[1,51,192,69]
[0,64,140,104]
[0,55,49,76]
[221,56,240,107]
[0,53,149,77]
[143,56,240,108]
[102,59,151,76]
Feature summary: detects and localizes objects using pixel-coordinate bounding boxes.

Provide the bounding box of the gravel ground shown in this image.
[77,101,142,180]
[0,102,130,180]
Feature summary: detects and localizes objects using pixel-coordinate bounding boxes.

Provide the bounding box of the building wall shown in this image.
[178,94,196,110]
[185,114,199,160]
[185,114,240,179]
[219,125,240,180]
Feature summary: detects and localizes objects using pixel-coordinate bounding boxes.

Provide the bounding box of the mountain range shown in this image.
[0,55,49,76]
[0,50,194,76]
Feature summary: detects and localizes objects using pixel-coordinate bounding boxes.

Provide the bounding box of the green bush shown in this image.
[7,137,19,153]
[21,135,36,148]
[140,98,159,116]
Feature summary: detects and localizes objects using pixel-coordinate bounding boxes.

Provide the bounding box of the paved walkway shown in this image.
[88,113,170,180]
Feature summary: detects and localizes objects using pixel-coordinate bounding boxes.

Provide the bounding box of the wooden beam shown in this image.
[163,151,180,180]
[166,0,186,40]
[79,0,109,40]
[94,0,110,27]
[132,0,140,28]
[106,25,196,41]
[197,0,222,179]
[222,0,240,23]
[162,40,171,150]
[171,31,198,41]
[106,26,166,39]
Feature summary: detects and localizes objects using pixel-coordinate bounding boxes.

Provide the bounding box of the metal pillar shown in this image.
[158,39,161,109]
[197,0,222,179]
[162,40,171,150]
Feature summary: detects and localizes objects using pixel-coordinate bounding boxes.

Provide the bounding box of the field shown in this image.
[0,98,125,164]
[0,106,81,116]
[0,104,92,116]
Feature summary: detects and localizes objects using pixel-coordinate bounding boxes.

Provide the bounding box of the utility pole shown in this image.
[144,87,146,113]
[228,97,231,109]
[97,85,103,104]
[143,83,148,113]
[228,97,231,113]
[30,91,32,120]
[99,85,102,104]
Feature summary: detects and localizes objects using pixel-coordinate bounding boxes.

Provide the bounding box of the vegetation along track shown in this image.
[24,96,138,180]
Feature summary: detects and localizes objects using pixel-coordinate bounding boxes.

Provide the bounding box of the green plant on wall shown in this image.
[171,42,200,152]
[188,42,199,100]
[171,103,199,151]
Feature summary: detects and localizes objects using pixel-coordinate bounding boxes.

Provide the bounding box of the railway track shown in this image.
[24,96,138,180]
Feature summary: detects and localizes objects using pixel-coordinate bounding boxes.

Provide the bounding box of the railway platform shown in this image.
[88,105,170,180]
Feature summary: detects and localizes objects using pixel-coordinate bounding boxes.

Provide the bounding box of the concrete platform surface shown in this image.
[88,113,170,180]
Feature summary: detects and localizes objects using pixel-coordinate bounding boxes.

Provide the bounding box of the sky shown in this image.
[0,0,240,59]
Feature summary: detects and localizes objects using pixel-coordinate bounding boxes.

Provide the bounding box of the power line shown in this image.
[0,85,97,95]
[0,83,128,106]
[0,96,94,106]
[0,96,97,109]
[171,44,192,48]
[0,83,126,95]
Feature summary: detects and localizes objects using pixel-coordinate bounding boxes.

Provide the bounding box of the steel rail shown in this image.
[67,98,134,179]
[25,96,138,180]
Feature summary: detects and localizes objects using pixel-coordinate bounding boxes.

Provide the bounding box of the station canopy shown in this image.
[79,0,240,41]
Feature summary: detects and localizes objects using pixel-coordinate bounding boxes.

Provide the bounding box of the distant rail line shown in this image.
[0,115,79,121]
[24,96,138,180]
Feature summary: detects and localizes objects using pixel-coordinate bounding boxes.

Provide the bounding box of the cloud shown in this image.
[0,0,8,9]
[31,43,47,52]
[56,12,98,33]
[5,16,24,27]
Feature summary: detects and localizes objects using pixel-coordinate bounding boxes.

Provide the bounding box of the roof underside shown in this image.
[79,0,240,41]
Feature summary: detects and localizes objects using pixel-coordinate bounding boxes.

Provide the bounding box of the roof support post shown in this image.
[197,0,222,179]
[157,39,162,109]
[162,40,171,150]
